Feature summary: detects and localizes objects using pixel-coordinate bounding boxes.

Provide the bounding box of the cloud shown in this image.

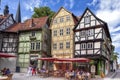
[22,16,30,22]
[88,0,120,62]
[23,0,42,12]
[64,0,74,9]
[87,0,98,6]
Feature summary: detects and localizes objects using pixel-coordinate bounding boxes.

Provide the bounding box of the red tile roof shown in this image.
[5,16,48,32]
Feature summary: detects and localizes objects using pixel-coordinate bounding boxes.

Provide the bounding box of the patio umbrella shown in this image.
[0,53,16,58]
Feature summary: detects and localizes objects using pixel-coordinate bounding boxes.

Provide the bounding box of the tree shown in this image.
[32,6,55,21]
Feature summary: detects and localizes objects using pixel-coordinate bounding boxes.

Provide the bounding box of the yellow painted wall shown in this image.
[51,8,76,59]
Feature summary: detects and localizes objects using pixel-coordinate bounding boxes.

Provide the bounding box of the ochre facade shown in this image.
[50,7,78,70]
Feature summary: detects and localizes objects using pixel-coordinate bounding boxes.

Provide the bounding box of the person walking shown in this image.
[32,66,36,76]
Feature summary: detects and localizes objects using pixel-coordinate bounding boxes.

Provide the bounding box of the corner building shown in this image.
[73,8,112,75]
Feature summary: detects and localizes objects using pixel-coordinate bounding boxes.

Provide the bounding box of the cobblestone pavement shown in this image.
[12,73,65,80]
[12,73,104,80]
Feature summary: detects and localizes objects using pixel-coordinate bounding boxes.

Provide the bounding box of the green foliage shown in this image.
[112,52,119,60]
[32,6,55,21]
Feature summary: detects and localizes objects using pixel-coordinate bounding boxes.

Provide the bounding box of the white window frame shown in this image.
[31,42,35,50]
[87,29,94,36]
[31,31,35,36]
[81,43,86,49]
[59,43,63,49]
[85,16,90,24]
[87,43,93,49]
[60,29,63,36]
[60,17,64,22]
[66,15,70,21]
[80,30,86,37]
[53,43,57,50]
[36,42,40,50]
[66,42,70,49]
[53,19,57,24]
[53,30,57,36]
[66,28,70,35]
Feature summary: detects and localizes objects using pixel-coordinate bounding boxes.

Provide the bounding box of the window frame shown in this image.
[66,42,70,49]
[84,16,90,24]
[59,43,63,49]
[53,30,57,36]
[66,28,70,35]
[53,43,57,50]
[60,29,63,36]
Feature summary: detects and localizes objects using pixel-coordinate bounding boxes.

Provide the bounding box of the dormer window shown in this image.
[85,16,90,24]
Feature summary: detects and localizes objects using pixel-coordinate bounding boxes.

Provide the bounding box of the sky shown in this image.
[0,0,120,63]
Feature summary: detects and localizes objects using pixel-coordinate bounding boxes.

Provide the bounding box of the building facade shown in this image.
[0,5,18,71]
[50,7,78,70]
[73,8,112,75]
[18,17,51,72]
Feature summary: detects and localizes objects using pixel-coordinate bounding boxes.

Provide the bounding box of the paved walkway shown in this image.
[12,72,103,80]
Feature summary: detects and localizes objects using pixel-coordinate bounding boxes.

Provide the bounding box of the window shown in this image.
[31,31,35,36]
[66,28,70,35]
[85,16,90,24]
[66,42,70,48]
[80,31,86,37]
[53,19,57,24]
[31,43,35,50]
[59,43,63,49]
[87,29,93,36]
[87,43,93,49]
[81,43,86,49]
[60,29,63,36]
[66,15,70,21]
[53,30,57,36]
[60,17,64,22]
[53,43,57,49]
[36,42,40,50]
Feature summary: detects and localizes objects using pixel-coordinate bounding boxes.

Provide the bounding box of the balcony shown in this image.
[29,36,36,40]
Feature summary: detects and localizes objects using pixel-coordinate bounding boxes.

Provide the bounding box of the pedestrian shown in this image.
[27,66,32,76]
[32,67,36,76]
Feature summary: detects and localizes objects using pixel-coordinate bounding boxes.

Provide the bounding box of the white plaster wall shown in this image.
[0,57,16,72]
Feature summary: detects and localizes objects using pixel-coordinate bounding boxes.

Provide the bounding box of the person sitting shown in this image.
[1,67,6,75]
[5,68,11,75]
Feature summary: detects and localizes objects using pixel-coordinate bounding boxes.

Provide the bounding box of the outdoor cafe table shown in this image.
[0,76,8,80]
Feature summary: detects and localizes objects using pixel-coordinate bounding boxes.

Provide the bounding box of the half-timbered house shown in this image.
[0,5,19,71]
[50,7,78,70]
[73,8,112,75]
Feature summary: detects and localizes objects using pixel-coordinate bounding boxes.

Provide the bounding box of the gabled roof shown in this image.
[0,14,15,25]
[5,16,49,32]
[50,7,78,28]
[73,7,111,41]
[5,23,23,32]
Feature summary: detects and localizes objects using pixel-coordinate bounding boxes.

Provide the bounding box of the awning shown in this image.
[37,57,56,62]
[56,58,90,62]
[37,57,90,62]
[0,53,16,58]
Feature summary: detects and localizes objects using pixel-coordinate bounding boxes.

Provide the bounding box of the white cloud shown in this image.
[22,16,30,22]
[87,0,98,6]
[70,0,74,9]
[88,0,120,63]
[64,0,74,9]
[24,0,42,12]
